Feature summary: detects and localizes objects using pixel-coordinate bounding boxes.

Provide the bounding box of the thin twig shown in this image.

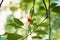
[43,0,47,12]
[32,18,47,32]
[42,0,49,21]
[48,0,51,40]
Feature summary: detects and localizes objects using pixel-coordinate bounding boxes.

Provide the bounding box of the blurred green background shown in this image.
[0,0,60,40]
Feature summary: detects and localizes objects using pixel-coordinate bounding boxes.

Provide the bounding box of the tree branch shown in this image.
[42,0,49,21]
[0,0,3,7]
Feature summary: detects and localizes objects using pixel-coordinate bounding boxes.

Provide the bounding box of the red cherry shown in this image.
[28,18,32,22]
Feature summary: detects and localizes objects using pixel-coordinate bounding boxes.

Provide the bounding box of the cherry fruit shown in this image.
[28,18,32,22]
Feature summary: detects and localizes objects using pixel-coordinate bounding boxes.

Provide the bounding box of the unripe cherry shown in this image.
[28,18,32,22]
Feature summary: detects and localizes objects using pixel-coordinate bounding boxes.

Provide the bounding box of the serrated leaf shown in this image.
[52,6,60,13]
[35,30,48,34]
[14,18,24,26]
[6,33,23,40]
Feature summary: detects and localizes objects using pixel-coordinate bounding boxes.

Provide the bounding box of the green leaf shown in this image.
[7,18,23,29]
[35,30,48,35]
[39,6,45,10]
[52,6,60,13]
[39,23,48,27]
[32,36,42,39]
[7,22,21,28]
[30,7,34,17]
[50,3,57,8]
[6,33,23,40]
[14,18,24,26]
